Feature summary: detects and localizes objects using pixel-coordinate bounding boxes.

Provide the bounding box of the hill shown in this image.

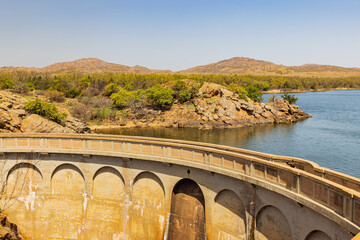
[0,58,171,74]
[179,57,360,77]
[42,58,167,74]
[178,57,292,75]
[289,64,360,72]
[1,57,360,77]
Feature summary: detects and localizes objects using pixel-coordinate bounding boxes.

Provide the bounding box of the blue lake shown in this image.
[101,90,360,178]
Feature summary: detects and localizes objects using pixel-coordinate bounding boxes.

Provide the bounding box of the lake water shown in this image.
[99,90,360,178]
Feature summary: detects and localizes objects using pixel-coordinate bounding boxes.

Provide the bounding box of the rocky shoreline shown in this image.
[91,83,311,131]
[0,83,311,134]
[263,87,359,94]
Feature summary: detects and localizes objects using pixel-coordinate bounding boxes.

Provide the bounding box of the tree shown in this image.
[0,153,42,214]
[146,85,174,109]
[245,85,263,102]
[110,89,134,109]
[110,89,146,111]
[281,93,298,104]
[227,83,248,100]
[104,83,119,96]
[173,80,187,91]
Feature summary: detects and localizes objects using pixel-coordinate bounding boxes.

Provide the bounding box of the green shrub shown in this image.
[227,83,248,100]
[92,107,116,120]
[110,89,134,108]
[179,89,192,103]
[1,79,14,89]
[173,80,187,91]
[124,83,135,91]
[26,82,35,91]
[66,88,82,98]
[189,81,202,95]
[281,93,298,104]
[172,80,198,103]
[146,85,174,109]
[46,91,65,102]
[104,83,119,96]
[24,99,67,125]
[245,85,263,102]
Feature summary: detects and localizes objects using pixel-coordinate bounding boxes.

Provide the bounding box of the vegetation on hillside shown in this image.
[24,99,67,125]
[2,70,359,122]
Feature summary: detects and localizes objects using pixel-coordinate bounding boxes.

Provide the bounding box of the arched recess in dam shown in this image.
[212,189,246,239]
[168,178,206,240]
[5,162,43,238]
[84,166,125,239]
[255,205,292,240]
[50,163,85,239]
[305,230,331,240]
[130,171,166,240]
[6,162,43,198]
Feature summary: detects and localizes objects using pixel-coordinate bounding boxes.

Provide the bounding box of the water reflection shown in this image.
[97,122,297,152]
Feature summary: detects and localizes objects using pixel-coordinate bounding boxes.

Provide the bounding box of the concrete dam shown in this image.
[1,134,360,240]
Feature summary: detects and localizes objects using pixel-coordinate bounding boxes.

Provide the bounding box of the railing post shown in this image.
[351,197,355,222]
[264,166,268,179]
[250,161,254,176]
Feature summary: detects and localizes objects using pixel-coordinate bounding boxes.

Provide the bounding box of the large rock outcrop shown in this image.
[0,215,23,240]
[191,83,310,129]
[0,91,89,133]
[107,82,311,130]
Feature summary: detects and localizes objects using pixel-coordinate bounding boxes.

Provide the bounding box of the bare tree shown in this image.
[0,152,42,213]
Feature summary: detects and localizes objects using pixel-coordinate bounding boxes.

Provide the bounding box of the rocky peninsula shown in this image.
[0,83,310,133]
[0,83,309,133]
[107,83,311,130]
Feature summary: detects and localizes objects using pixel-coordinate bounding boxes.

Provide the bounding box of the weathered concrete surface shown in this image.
[168,179,206,240]
[0,134,358,239]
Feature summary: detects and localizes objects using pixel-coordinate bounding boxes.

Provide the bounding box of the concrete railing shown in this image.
[1,133,360,234]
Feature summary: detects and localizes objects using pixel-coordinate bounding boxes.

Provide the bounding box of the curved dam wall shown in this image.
[0,134,359,240]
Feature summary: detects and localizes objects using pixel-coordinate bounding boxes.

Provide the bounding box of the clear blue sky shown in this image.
[1,0,359,70]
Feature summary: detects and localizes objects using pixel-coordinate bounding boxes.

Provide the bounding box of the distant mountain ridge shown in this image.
[0,58,170,74]
[178,57,360,77]
[1,57,359,77]
[42,58,166,74]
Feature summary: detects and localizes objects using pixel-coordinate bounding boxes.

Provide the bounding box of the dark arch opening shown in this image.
[305,230,331,240]
[167,178,206,240]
